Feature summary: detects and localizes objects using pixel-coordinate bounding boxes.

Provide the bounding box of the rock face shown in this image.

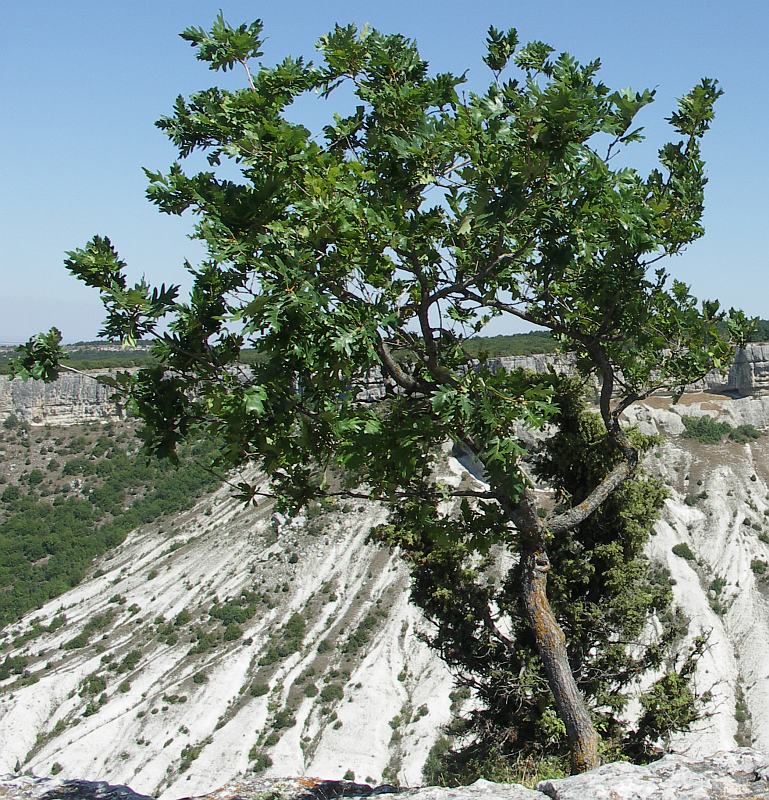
[488,342,769,397]
[731,344,769,396]
[2,748,769,800]
[3,395,769,796]
[538,748,769,799]
[0,374,123,426]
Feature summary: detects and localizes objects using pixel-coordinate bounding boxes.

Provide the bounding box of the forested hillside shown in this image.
[0,417,219,625]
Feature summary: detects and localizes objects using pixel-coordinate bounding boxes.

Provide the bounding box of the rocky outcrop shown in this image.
[0,373,123,426]
[731,344,769,396]
[488,342,769,397]
[0,467,455,798]
[2,749,769,800]
[538,748,769,799]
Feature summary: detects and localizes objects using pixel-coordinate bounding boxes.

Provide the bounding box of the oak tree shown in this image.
[14,16,750,771]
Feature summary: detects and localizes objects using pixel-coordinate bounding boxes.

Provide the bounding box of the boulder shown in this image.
[537,748,769,799]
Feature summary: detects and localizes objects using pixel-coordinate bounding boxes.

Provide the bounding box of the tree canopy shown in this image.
[12,15,752,773]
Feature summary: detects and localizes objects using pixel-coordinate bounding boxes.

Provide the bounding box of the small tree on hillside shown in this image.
[13,16,750,771]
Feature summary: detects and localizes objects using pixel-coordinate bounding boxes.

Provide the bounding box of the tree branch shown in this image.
[545,459,633,535]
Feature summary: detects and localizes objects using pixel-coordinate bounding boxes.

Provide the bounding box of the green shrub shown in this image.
[272,708,296,729]
[709,577,726,594]
[250,750,273,772]
[0,655,29,680]
[259,612,306,665]
[27,470,44,486]
[179,741,206,772]
[174,609,192,626]
[1,486,20,503]
[341,612,378,654]
[751,559,768,575]
[223,622,242,641]
[729,424,762,444]
[79,674,107,697]
[63,610,116,650]
[209,590,260,626]
[115,649,142,673]
[671,542,695,561]
[189,628,218,655]
[0,429,220,627]
[680,416,763,445]
[320,683,344,702]
[680,415,732,444]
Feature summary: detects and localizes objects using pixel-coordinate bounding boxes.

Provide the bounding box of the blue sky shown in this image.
[1,0,766,343]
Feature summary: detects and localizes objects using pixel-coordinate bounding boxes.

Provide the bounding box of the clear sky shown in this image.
[1,0,766,343]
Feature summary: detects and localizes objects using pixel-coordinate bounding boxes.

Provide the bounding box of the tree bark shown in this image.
[519,537,600,773]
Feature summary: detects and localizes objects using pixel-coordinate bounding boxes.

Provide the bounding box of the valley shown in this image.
[0,355,768,796]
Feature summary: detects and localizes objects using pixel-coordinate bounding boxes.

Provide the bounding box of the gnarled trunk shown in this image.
[520,538,600,773]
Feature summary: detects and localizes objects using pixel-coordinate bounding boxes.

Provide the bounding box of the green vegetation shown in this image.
[672,543,696,561]
[179,738,211,772]
[209,590,262,626]
[13,13,748,774]
[0,331,560,375]
[63,610,116,650]
[0,654,28,680]
[748,319,769,342]
[680,415,762,445]
[320,683,344,702]
[394,382,701,780]
[734,684,753,747]
[709,576,727,595]
[462,332,557,358]
[249,749,273,772]
[259,613,306,666]
[751,559,768,576]
[0,424,219,626]
[729,424,763,444]
[250,681,269,697]
[341,612,380,654]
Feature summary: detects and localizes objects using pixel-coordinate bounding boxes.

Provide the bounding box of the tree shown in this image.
[13,16,751,771]
[409,378,703,782]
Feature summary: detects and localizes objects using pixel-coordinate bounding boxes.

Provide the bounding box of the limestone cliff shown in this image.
[0,373,123,426]
[487,341,769,396]
[731,343,769,395]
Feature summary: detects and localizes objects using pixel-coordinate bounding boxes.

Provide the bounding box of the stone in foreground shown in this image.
[3,750,769,800]
[537,748,769,799]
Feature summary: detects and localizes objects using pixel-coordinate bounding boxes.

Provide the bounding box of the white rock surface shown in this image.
[0,373,123,426]
[538,748,769,799]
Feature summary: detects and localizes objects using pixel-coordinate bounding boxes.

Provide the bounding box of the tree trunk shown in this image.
[520,538,600,774]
